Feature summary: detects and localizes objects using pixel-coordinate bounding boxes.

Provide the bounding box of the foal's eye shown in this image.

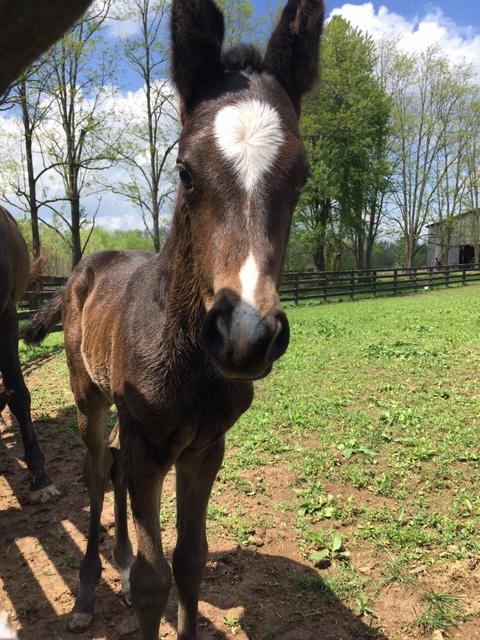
[177,162,193,191]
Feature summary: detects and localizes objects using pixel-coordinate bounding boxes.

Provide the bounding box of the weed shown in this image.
[415,591,464,631]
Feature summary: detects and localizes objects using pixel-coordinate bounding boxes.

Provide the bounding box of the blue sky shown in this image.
[253,0,479,28]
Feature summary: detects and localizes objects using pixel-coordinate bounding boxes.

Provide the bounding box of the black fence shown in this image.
[17,264,480,328]
[279,263,480,304]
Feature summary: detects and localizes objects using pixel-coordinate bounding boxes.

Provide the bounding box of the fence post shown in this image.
[373,270,377,296]
[463,268,467,286]
[393,269,398,295]
[446,265,450,287]
[428,267,433,289]
[294,273,300,304]
[349,271,354,300]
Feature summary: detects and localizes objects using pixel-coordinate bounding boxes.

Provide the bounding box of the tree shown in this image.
[39,0,117,268]
[386,47,472,266]
[0,68,47,259]
[109,0,179,252]
[216,0,260,48]
[295,16,391,270]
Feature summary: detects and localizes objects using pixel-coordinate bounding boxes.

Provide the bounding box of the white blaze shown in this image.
[214,99,284,193]
[239,252,259,305]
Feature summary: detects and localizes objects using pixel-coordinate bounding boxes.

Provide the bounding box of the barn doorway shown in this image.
[459,245,475,264]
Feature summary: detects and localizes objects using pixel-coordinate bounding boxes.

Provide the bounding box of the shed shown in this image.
[427,209,480,267]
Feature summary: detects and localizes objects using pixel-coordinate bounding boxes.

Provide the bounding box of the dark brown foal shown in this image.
[0,207,58,503]
[25,1,324,637]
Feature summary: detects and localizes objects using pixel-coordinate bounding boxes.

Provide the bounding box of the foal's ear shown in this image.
[264,0,324,114]
[171,0,225,112]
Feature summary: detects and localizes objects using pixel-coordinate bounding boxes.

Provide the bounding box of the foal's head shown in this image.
[171,0,324,380]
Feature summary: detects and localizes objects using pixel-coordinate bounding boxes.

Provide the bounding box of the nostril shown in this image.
[267,314,290,362]
[215,314,230,342]
[202,307,232,361]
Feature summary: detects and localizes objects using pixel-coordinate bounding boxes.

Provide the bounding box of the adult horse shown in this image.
[0,207,57,503]
[0,0,93,98]
[25,0,324,637]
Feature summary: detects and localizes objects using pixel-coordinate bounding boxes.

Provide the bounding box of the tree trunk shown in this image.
[151,187,160,253]
[70,195,82,267]
[19,79,41,259]
[312,198,331,271]
[313,241,325,271]
[404,236,415,268]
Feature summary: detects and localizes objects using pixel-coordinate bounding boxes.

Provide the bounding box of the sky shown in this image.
[1,1,480,234]
[255,0,480,29]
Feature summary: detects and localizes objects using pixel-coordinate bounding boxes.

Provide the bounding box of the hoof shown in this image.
[29,483,60,505]
[68,612,93,633]
[119,567,132,607]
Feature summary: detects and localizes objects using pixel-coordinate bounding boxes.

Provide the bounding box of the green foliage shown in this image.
[216,0,261,47]
[294,16,392,271]
[308,531,350,564]
[16,218,155,274]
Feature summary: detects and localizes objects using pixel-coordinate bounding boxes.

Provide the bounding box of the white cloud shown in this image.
[105,16,139,39]
[331,3,480,68]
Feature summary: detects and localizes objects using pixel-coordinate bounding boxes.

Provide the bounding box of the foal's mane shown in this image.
[221,44,263,73]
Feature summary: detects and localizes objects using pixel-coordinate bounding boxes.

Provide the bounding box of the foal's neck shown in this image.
[154,201,204,345]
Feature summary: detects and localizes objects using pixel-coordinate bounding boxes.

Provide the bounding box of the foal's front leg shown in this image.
[127,434,172,640]
[173,437,225,640]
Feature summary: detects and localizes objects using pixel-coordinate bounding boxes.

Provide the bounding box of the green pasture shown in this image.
[21,285,480,635]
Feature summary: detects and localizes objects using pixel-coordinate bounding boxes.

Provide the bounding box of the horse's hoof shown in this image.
[119,567,132,607]
[68,612,93,633]
[29,483,60,505]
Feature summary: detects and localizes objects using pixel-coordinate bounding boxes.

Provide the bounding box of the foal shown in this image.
[25,0,324,637]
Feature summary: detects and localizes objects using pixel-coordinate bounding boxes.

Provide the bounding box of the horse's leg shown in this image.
[69,398,111,632]
[109,422,133,606]
[125,427,172,640]
[173,436,225,640]
[0,306,57,503]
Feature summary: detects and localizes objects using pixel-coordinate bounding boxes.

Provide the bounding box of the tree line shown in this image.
[294,16,479,271]
[0,2,478,273]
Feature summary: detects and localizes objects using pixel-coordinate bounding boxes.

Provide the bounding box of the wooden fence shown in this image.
[280,263,480,303]
[17,264,480,328]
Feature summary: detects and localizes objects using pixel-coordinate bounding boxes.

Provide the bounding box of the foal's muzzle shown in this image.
[202,295,290,380]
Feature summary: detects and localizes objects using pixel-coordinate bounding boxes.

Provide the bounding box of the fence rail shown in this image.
[17,264,480,328]
[280,264,480,303]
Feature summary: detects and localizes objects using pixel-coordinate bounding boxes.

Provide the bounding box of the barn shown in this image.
[427,208,480,267]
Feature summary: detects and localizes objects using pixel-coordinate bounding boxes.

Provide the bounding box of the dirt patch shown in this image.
[0,407,380,640]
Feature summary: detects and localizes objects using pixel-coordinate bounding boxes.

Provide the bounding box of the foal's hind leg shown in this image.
[173,437,225,640]
[109,422,134,606]
[69,395,111,632]
[0,307,58,503]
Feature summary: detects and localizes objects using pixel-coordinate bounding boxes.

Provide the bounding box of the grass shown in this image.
[18,284,480,637]
[224,285,480,632]
[415,591,465,631]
